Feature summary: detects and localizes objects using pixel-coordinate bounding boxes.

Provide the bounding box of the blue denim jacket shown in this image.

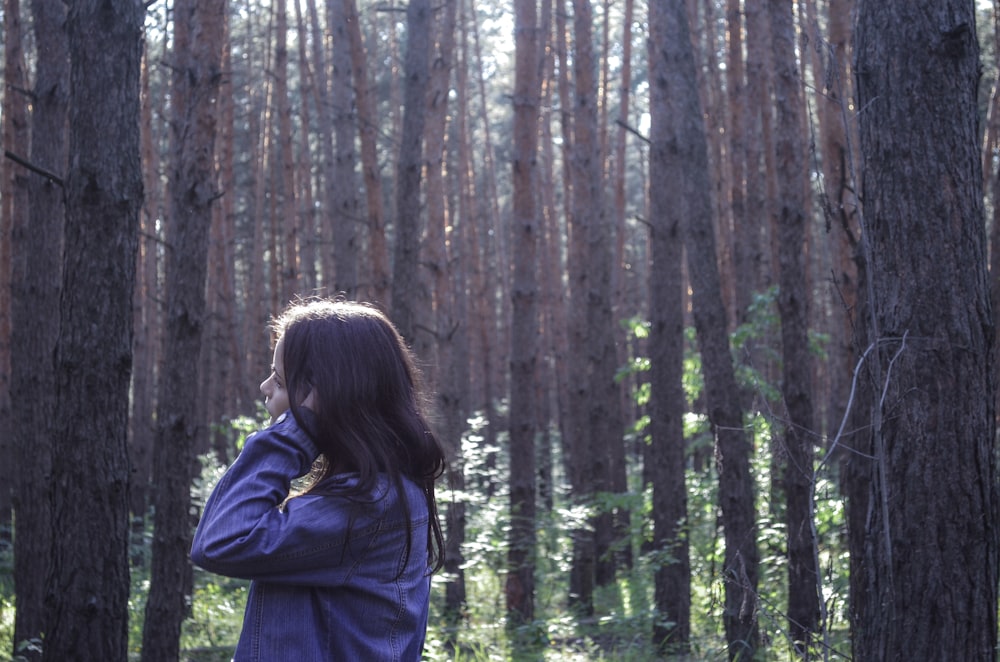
[191,411,431,661]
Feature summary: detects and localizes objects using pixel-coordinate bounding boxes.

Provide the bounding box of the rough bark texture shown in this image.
[651,1,760,658]
[142,0,225,658]
[391,0,431,343]
[328,0,360,297]
[9,2,66,659]
[854,1,998,659]
[647,1,690,650]
[45,1,143,659]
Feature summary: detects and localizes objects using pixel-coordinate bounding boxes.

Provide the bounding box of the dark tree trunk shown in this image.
[328,0,360,297]
[647,0,691,650]
[853,1,998,659]
[507,0,541,630]
[568,0,624,599]
[44,1,143,659]
[768,0,819,650]
[141,0,225,658]
[0,0,28,574]
[650,1,760,657]
[391,0,431,343]
[344,0,390,306]
[9,2,67,659]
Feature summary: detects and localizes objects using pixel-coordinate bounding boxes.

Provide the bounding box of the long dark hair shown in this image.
[273,298,446,573]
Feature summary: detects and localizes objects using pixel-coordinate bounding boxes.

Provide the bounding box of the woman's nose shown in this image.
[260,378,270,395]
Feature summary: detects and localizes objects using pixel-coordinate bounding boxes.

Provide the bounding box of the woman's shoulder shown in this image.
[308,472,427,516]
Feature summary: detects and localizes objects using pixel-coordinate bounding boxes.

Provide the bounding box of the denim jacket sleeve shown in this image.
[191,412,373,586]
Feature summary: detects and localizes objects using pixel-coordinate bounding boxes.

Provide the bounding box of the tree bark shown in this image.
[0,0,27,569]
[391,0,432,344]
[9,2,66,658]
[142,0,225,657]
[768,0,819,649]
[648,1,691,650]
[45,1,143,659]
[507,0,541,628]
[274,0,299,303]
[328,0,360,297]
[854,1,998,659]
[343,0,389,306]
[650,1,760,657]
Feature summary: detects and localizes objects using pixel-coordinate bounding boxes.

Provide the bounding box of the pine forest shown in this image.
[1,0,999,660]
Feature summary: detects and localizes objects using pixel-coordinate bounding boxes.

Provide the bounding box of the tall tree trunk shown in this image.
[45,1,143,658]
[10,2,66,659]
[274,0,299,303]
[647,1,691,650]
[768,0,819,650]
[650,1,761,657]
[344,0,390,306]
[142,0,225,658]
[328,0,360,297]
[507,0,541,629]
[292,0,317,292]
[854,1,998,659]
[131,44,161,560]
[743,0,773,307]
[987,0,1000,433]
[0,0,28,565]
[391,0,431,344]
[725,0,750,322]
[567,0,624,600]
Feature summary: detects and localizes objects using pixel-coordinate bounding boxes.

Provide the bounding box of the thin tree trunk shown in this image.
[131,44,161,558]
[274,0,299,303]
[651,1,761,657]
[10,2,66,658]
[507,0,541,629]
[648,1,691,650]
[725,0,750,321]
[142,0,225,657]
[0,0,28,565]
[344,0,390,306]
[768,0,819,650]
[391,0,431,344]
[575,0,623,593]
[328,0,360,297]
[292,0,317,292]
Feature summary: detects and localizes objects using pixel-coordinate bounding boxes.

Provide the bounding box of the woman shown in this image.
[192,299,446,661]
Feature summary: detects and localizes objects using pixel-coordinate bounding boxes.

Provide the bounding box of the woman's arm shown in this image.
[191,413,354,582]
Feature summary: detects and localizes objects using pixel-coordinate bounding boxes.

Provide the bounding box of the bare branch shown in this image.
[3,150,64,187]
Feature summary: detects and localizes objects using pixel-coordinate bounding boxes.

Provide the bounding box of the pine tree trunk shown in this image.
[344,0,390,306]
[45,2,143,658]
[650,1,760,657]
[142,0,225,658]
[0,0,27,565]
[854,1,998,658]
[507,0,541,628]
[648,1,691,649]
[274,0,299,303]
[329,0,360,297]
[768,0,819,649]
[391,0,431,343]
[10,2,65,658]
